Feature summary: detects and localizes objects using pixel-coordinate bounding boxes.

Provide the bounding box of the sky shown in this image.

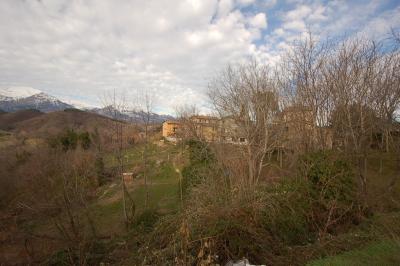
[0,0,399,114]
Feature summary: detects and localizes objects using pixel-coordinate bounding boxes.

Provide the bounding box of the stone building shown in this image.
[162,115,246,143]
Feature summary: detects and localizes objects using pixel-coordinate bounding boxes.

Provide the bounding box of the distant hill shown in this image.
[0,87,175,123]
[0,109,141,152]
[4,108,132,137]
[0,109,44,130]
[0,87,73,112]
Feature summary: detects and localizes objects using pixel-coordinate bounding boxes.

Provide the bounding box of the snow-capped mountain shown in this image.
[90,106,174,123]
[125,109,175,123]
[0,87,73,112]
[64,99,97,110]
[90,106,131,121]
[0,87,174,122]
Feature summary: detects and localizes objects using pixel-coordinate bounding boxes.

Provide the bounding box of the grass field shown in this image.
[93,140,184,235]
[307,240,400,266]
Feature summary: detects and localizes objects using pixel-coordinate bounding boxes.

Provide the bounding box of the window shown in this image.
[239,137,245,142]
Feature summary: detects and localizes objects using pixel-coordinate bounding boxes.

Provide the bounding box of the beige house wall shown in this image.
[162,121,181,138]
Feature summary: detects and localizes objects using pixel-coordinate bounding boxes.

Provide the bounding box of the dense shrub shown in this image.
[262,179,312,245]
[181,140,216,194]
[49,129,92,151]
[95,155,107,185]
[79,131,92,150]
[47,240,109,266]
[135,148,361,265]
[298,151,359,235]
[299,151,356,203]
[133,209,160,232]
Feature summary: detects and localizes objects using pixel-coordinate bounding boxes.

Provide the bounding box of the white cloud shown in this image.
[308,5,327,21]
[0,0,399,114]
[261,0,277,8]
[281,3,327,32]
[285,5,312,21]
[237,0,256,6]
[283,20,306,31]
[0,0,271,114]
[273,28,285,36]
[249,13,268,29]
[217,0,235,17]
[357,5,400,39]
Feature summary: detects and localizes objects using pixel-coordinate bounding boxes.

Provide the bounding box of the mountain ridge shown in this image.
[90,106,175,123]
[0,87,175,123]
[0,87,74,112]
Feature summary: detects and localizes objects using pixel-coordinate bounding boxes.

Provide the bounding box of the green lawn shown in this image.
[93,142,183,235]
[104,142,182,169]
[130,182,180,212]
[307,240,400,266]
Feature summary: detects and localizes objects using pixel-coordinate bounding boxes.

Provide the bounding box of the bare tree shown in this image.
[391,28,400,45]
[174,104,200,141]
[136,89,156,208]
[101,89,134,227]
[280,32,334,152]
[299,35,400,199]
[209,60,282,189]
[18,147,98,265]
[326,39,381,197]
[174,104,201,204]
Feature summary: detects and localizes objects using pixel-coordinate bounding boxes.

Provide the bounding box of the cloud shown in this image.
[237,0,256,6]
[249,13,268,29]
[0,0,399,114]
[285,4,312,21]
[217,0,235,17]
[269,0,399,52]
[283,19,306,31]
[281,3,327,32]
[0,0,270,113]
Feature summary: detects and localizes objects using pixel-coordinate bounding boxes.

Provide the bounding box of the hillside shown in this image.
[0,109,44,130]
[6,108,133,137]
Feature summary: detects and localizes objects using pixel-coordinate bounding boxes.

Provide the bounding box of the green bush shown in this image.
[299,151,356,203]
[133,209,160,232]
[60,129,78,150]
[49,129,92,151]
[262,179,312,245]
[47,241,108,266]
[47,249,70,266]
[298,151,358,234]
[79,131,91,150]
[181,140,216,194]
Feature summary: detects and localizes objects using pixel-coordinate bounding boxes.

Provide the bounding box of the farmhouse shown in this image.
[162,115,247,144]
[162,120,181,141]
